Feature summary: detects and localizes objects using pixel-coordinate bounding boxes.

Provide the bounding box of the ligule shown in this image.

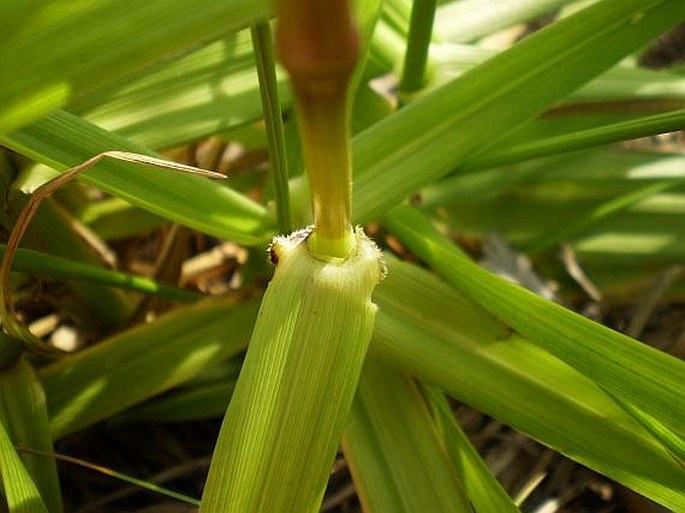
[199,227,384,513]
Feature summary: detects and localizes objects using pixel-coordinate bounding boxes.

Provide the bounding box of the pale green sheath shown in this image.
[200,227,384,513]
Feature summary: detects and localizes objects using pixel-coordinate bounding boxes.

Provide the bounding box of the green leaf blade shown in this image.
[0,357,51,513]
[344,356,473,513]
[385,205,685,451]
[1,244,199,303]
[0,0,270,133]
[41,298,258,439]
[372,257,685,511]
[352,0,685,222]
[424,386,521,513]
[1,110,274,245]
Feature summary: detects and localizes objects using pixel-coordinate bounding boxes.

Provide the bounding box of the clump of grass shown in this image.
[0,0,684,512]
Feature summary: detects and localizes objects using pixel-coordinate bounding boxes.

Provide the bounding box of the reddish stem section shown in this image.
[276,0,359,257]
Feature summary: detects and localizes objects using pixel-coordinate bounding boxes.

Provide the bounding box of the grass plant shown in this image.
[0,0,684,512]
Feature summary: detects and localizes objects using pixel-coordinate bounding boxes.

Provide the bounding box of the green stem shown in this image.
[276,0,359,258]
[295,90,354,257]
[399,0,437,99]
[251,21,292,234]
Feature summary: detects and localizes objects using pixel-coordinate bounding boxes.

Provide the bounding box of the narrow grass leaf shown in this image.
[0,358,61,512]
[40,298,258,439]
[372,258,685,510]
[0,0,269,133]
[0,244,198,303]
[0,418,48,513]
[423,386,521,513]
[609,394,685,469]
[18,448,200,508]
[115,380,236,425]
[343,355,473,513]
[1,110,274,245]
[352,0,685,221]
[385,206,685,442]
[424,42,685,103]
[528,177,684,252]
[79,30,286,150]
[421,151,685,264]
[252,21,291,233]
[463,108,685,172]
